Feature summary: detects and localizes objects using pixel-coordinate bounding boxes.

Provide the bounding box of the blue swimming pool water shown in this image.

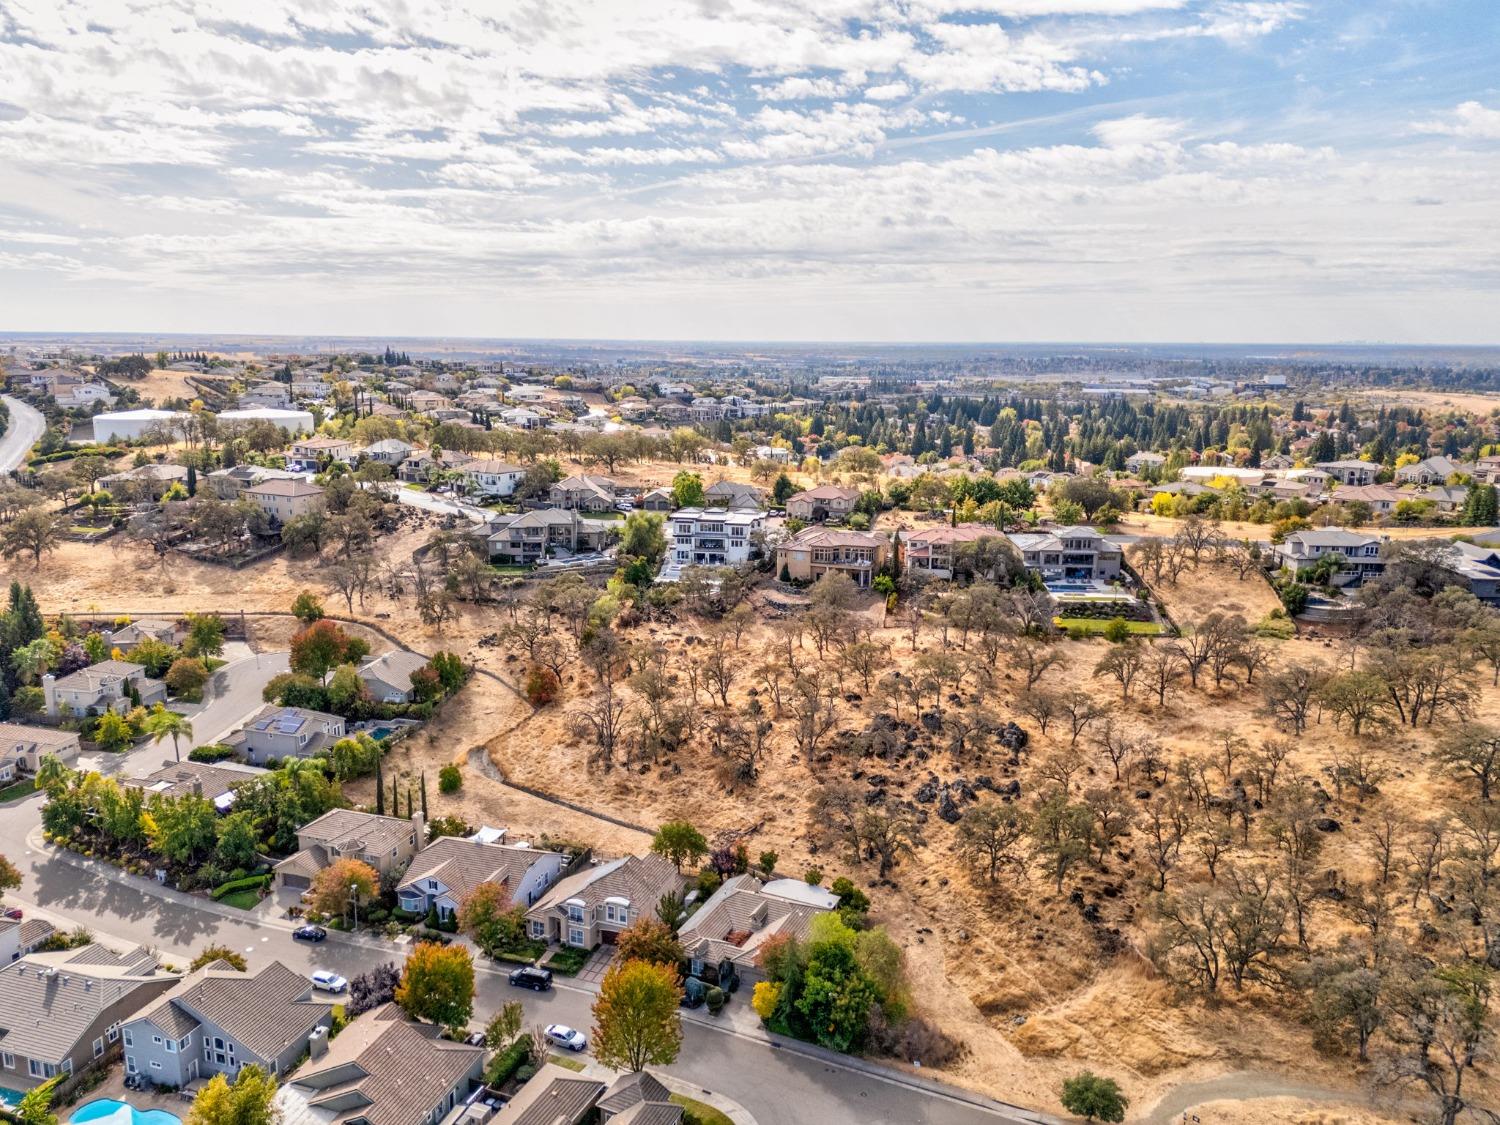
[0,1087,27,1110]
[69,1099,183,1125]
[368,725,395,740]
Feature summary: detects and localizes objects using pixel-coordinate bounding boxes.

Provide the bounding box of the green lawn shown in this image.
[671,1094,734,1125]
[1055,618,1164,637]
[542,946,591,976]
[217,890,262,910]
[489,565,532,576]
[0,779,37,803]
[546,1054,586,1073]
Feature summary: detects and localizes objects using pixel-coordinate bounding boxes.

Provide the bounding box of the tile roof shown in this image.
[52,660,148,693]
[527,854,682,922]
[676,874,832,969]
[788,485,861,502]
[398,837,562,909]
[295,808,417,855]
[282,1003,483,1125]
[492,1064,606,1125]
[132,961,331,1060]
[782,526,886,551]
[0,945,171,1065]
[246,478,325,498]
[358,650,430,694]
[598,1071,672,1115]
[124,760,267,803]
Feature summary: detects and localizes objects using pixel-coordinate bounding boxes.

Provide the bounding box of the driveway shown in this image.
[0,395,45,473]
[391,485,492,524]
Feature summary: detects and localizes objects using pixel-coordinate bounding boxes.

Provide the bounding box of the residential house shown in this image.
[704,479,767,509]
[276,1003,484,1125]
[0,917,54,964]
[1179,465,1268,486]
[500,407,544,431]
[548,475,617,511]
[43,660,166,717]
[273,809,424,892]
[1473,455,1500,485]
[356,650,431,704]
[640,487,673,511]
[107,618,179,648]
[1432,542,1500,605]
[484,509,612,563]
[0,945,176,1092]
[1124,451,1167,473]
[775,527,889,588]
[595,1072,683,1125]
[123,759,268,811]
[231,706,346,767]
[408,390,448,414]
[1330,484,1404,516]
[489,1063,606,1125]
[666,507,765,569]
[360,439,413,466]
[1409,484,1471,514]
[291,379,330,401]
[396,835,568,922]
[1273,529,1386,585]
[55,382,113,409]
[1262,453,1295,470]
[784,485,861,523]
[898,526,1002,581]
[244,478,326,523]
[0,724,79,782]
[462,459,526,499]
[1316,459,1380,486]
[525,853,683,948]
[239,382,292,409]
[1395,455,1460,485]
[97,463,189,500]
[121,961,333,1086]
[1005,525,1124,584]
[288,436,355,471]
[207,464,308,501]
[676,876,837,982]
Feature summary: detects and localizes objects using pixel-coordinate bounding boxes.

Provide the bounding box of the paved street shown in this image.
[0,394,45,472]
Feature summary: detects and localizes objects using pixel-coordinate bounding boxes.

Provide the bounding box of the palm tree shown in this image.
[10,638,54,686]
[144,707,193,764]
[34,752,72,793]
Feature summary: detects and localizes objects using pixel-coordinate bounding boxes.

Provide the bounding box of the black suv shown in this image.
[508,967,553,992]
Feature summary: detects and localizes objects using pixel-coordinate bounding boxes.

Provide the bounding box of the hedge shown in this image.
[28,446,126,466]
[211,874,271,901]
[189,743,236,763]
[485,1037,534,1086]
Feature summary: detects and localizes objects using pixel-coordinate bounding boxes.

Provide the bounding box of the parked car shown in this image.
[310,970,348,993]
[463,1032,486,1047]
[293,924,327,943]
[508,967,553,992]
[544,1024,587,1052]
[2,906,22,921]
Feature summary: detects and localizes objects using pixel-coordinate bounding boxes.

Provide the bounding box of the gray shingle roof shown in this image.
[0,945,171,1065]
[132,961,331,1060]
[397,837,561,909]
[492,1064,605,1125]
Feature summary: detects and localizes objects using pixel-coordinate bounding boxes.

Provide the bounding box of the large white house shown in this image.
[666,507,765,570]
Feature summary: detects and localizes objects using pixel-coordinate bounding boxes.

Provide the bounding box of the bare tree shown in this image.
[1015,689,1060,737]
[1263,664,1325,733]
[1093,642,1146,701]
[956,801,1031,883]
[1059,690,1106,748]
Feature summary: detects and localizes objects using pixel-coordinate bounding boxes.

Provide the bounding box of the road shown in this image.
[389,484,492,524]
[0,394,45,472]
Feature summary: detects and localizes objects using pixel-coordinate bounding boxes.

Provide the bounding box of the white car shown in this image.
[544,1024,587,1052]
[310,970,348,993]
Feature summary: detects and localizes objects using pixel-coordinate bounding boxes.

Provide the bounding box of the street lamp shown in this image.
[350,883,359,932]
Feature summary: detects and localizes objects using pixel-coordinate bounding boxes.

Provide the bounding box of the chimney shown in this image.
[309,1026,329,1059]
[411,810,426,851]
[42,673,57,717]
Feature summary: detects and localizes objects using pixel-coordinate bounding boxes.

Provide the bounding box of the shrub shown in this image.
[751,981,781,1021]
[485,1034,535,1086]
[868,1012,966,1068]
[211,875,270,901]
[804,866,823,885]
[523,664,560,706]
[1101,617,1132,644]
[438,764,462,794]
[189,743,236,763]
[705,986,725,1014]
[1059,1071,1128,1123]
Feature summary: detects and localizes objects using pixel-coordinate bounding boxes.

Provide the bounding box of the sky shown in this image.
[0,0,1498,344]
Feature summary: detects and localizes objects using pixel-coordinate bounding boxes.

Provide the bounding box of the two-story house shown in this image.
[784,485,862,523]
[484,509,612,563]
[775,526,889,588]
[676,876,838,982]
[1316,459,1380,486]
[243,478,326,524]
[230,705,346,766]
[239,381,292,410]
[1005,525,1123,584]
[548,475,617,511]
[273,809,425,892]
[359,438,413,466]
[525,854,683,949]
[1273,528,1386,585]
[42,660,167,717]
[0,724,79,782]
[123,759,268,811]
[396,834,568,922]
[704,480,767,509]
[121,961,332,1086]
[276,1003,484,1125]
[898,526,1002,581]
[0,945,176,1094]
[462,459,526,499]
[287,435,356,471]
[666,507,765,570]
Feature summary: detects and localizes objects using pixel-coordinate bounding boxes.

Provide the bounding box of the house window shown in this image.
[150,1061,162,1071]
[567,904,583,923]
[152,1035,163,1046]
[107,1025,120,1044]
[1,1052,13,1069]
[166,1040,177,1053]
[93,1038,104,1059]
[529,921,545,939]
[125,1056,136,1075]
[61,1060,72,1077]
[568,926,585,946]
[123,1031,134,1048]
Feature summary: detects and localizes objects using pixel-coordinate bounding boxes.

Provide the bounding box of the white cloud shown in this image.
[1092,114,1183,146]
[1414,101,1500,141]
[864,81,911,101]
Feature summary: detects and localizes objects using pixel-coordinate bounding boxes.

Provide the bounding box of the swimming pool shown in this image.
[69,1099,183,1125]
[0,1087,26,1111]
[367,725,395,741]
